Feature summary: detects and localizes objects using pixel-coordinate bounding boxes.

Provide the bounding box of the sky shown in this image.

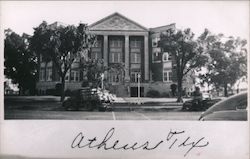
[1,1,249,41]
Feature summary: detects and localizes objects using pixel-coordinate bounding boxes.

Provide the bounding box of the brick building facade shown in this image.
[36,12,194,97]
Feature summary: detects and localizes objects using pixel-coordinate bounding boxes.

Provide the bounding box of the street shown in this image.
[4,96,202,120]
[4,109,201,120]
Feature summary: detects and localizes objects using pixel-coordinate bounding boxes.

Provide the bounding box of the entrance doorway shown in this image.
[130,87,144,97]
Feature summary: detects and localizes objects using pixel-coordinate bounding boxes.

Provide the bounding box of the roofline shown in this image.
[149,23,176,31]
[89,12,148,31]
[49,21,68,27]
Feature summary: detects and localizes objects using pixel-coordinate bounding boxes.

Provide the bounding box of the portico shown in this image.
[89,12,149,96]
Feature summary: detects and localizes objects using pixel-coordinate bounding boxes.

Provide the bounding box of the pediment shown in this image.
[90,12,148,31]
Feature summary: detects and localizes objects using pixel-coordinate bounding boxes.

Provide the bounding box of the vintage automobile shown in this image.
[182,93,223,111]
[199,92,248,121]
[62,87,108,111]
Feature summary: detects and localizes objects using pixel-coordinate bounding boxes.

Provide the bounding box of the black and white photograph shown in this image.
[0,1,249,159]
[2,1,248,121]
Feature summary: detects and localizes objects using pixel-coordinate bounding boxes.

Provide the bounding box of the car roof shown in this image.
[200,92,248,118]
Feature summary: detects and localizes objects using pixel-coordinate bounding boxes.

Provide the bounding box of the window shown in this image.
[130,40,141,48]
[131,53,141,63]
[46,68,52,81]
[110,53,121,63]
[91,52,99,60]
[39,68,45,81]
[109,39,123,63]
[75,72,79,81]
[70,70,79,82]
[108,73,121,83]
[131,72,141,83]
[152,52,161,62]
[65,71,70,82]
[163,70,172,82]
[163,52,172,62]
[130,39,141,64]
[93,40,102,47]
[110,40,122,47]
[91,39,102,60]
[152,37,160,47]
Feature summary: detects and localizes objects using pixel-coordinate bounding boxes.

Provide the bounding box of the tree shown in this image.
[30,21,96,101]
[198,30,247,96]
[4,29,38,95]
[81,58,125,89]
[159,28,208,102]
[80,59,107,88]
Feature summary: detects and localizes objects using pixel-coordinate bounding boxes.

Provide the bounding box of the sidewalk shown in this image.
[108,97,190,111]
[113,97,189,104]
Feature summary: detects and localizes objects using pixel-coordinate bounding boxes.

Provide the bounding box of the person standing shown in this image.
[192,86,203,109]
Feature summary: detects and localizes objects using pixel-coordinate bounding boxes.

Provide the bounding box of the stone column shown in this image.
[124,35,130,82]
[144,35,149,81]
[103,35,108,67]
[103,35,108,82]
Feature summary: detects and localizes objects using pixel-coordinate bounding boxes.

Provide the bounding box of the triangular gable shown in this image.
[90,12,148,31]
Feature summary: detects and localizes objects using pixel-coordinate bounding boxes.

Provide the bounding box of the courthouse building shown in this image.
[36,12,193,97]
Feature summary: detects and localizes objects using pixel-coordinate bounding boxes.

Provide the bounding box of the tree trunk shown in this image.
[224,83,228,97]
[61,77,65,102]
[177,78,183,103]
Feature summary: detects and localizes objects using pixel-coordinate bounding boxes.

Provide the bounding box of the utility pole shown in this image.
[101,73,104,90]
[137,73,141,105]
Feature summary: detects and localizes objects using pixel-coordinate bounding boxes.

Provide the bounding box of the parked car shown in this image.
[182,95,223,111]
[202,92,212,99]
[63,87,108,111]
[199,92,248,121]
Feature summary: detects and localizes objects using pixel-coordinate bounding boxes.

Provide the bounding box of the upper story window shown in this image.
[91,51,102,60]
[91,39,102,60]
[152,51,161,62]
[130,39,142,64]
[152,37,160,47]
[93,40,102,48]
[131,52,141,64]
[130,39,141,48]
[110,40,122,47]
[109,39,123,63]
[163,52,172,62]
[110,52,121,63]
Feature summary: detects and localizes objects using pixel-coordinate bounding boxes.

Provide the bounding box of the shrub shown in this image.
[81,80,89,87]
[55,83,62,96]
[161,92,170,98]
[65,89,72,96]
[146,90,161,98]
[46,89,55,95]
